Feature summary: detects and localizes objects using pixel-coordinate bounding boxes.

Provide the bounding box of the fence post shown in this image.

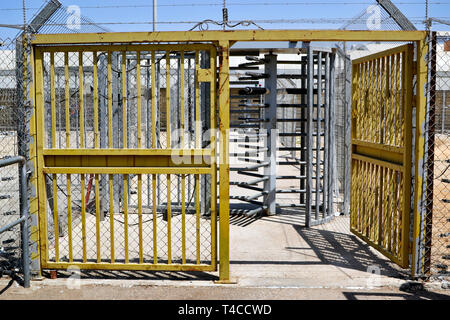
[217,40,231,283]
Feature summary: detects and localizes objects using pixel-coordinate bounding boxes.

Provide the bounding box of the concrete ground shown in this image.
[1,215,449,300]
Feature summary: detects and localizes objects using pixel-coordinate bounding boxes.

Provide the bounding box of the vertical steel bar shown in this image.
[108,52,113,148]
[67,174,73,262]
[343,51,352,215]
[180,51,185,148]
[195,51,200,148]
[137,51,142,148]
[316,52,322,221]
[389,55,395,146]
[109,174,114,263]
[93,52,99,149]
[95,173,101,263]
[50,52,56,148]
[152,174,157,264]
[218,40,230,282]
[300,56,307,205]
[152,51,156,148]
[306,43,314,226]
[196,174,200,264]
[166,51,171,148]
[138,174,143,263]
[324,53,330,219]
[401,45,414,268]
[167,174,171,264]
[81,173,86,262]
[146,57,151,207]
[181,174,186,264]
[263,53,277,215]
[19,161,30,287]
[57,73,61,148]
[51,174,59,261]
[64,52,70,148]
[122,51,127,149]
[210,48,217,269]
[123,174,129,263]
[79,52,84,148]
[328,52,336,218]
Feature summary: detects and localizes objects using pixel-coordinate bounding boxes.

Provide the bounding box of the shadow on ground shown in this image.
[40,269,218,281]
[293,225,406,277]
[343,287,450,300]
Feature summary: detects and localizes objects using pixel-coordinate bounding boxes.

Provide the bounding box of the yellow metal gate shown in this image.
[351,44,414,268]
[33,44,218,271]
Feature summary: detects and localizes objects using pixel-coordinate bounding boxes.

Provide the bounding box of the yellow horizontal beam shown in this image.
[31,30,427,45]
[43,148,211,156]
[43,167,213,175]
[352,44,412,64]
[42,261,215,272]
[35,43,216,53]
[351,153,403,172]
[353,145,403,165]
[44,154,211,168]
[352,140,404,156]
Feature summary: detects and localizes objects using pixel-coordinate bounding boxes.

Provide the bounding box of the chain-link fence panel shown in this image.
[422,31,450,281]
[0,36,30,282]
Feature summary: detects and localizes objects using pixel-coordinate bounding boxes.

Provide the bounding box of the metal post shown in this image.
[146,57,152,208]
[20,160,30,288]
[343,51,352,215]
[263,53,277,215]
[300,56,307,205]
[217,40,231,283]
[324,53,330,219]
[305,43,314,227]
[156,59,161,207]
[316,52,322,221]
[328,52,336,217]
[201,51,211,216]
[153,0,157,32]
[99,53,108,219]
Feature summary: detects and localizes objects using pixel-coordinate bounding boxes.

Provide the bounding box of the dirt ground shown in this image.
[430,133,450,276]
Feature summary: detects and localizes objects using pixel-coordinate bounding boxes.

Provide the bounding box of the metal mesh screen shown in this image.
[420,31,450,280]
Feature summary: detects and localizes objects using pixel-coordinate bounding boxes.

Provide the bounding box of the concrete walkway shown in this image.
[1,215,449,300]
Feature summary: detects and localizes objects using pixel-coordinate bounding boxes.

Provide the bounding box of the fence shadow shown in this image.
[293,225,407,277]
[342,288,450,300]
[41,269,218,282]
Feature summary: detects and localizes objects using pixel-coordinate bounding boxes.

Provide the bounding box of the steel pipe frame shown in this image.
[263,54,277,216]
[0,156,30,288]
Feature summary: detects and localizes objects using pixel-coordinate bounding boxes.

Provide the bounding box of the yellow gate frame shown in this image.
[27,30,429,281]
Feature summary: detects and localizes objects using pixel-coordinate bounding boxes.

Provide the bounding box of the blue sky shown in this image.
[1,0,450,39]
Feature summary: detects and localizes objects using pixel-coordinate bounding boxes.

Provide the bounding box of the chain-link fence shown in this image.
[421,30,450,281]
[1,0,109,282]
[0,36,26,280]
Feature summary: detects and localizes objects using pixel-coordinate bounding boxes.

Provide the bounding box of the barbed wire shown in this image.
[3,17,447,28]
[1,1,450,11]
